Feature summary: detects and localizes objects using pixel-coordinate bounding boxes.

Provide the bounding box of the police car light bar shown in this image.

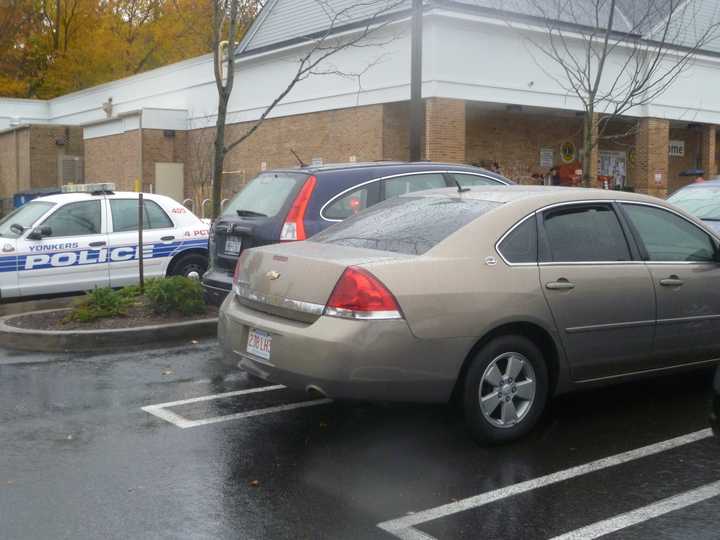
[62,183,116,194]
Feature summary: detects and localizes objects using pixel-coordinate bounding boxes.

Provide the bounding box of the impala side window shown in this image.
[622,203,716,262]
[542,205,631,262]
[498,216,537,264]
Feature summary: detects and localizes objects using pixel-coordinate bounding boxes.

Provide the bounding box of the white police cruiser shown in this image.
[0,184,209,300]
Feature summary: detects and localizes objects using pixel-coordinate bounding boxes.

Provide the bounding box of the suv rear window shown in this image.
[311,196,500,255]
[223,172,308,218]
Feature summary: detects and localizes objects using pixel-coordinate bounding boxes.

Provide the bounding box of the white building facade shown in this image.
[0,0,719,209]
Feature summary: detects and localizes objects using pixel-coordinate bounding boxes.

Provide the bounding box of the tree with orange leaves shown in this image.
[0,0,215,98]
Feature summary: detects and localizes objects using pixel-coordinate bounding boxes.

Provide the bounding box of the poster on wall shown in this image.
[599,150,627,188]
[560,142,576,163]
[540,147,554,168]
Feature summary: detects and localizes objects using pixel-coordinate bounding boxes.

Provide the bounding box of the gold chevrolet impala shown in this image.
[218,186,720,443]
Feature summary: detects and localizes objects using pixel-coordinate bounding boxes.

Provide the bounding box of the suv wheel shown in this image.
[169,253,208,280]
[463,335,548,445]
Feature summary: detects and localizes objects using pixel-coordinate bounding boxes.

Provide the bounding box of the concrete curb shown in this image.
[0,309,218,353]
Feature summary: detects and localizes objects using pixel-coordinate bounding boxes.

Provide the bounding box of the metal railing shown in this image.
[201,199,211,220]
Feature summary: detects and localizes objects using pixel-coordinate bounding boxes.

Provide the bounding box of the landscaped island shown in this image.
[8,277,217,332]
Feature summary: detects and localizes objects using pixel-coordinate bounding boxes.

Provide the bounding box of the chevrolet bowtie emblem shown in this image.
[266,270,281,280]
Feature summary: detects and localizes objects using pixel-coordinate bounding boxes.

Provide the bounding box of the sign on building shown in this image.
[540,147,554,168]
[669,140,685,157]
[560,142,576,163]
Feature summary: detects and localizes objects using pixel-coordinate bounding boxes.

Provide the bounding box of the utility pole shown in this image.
[138,193,145,293]
[409,0,423,162]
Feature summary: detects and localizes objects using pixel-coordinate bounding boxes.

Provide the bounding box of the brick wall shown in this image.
[28,127,58,189]
[0,125,85,200]
[466,106,583,183]
[382,101,411,161]
[85,130,141,191]
[0,128,29,200]
[668,126,701,193]
[634,118,670,197]
[185,104,386,204]
[425,98,465,163]
[142,129,187,187]
[701,125,717,179]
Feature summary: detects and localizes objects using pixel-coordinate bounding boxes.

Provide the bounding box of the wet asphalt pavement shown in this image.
[1,340,719,540]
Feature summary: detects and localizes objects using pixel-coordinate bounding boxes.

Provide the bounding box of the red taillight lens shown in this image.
[324,266,402,320]
[281,175,317,241]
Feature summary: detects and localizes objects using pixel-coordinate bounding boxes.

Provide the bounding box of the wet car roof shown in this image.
[400,185,661,206]
[35,191,166,204]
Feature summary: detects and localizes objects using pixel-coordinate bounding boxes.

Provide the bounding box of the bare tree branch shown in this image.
[209,0,404,217]
[498,0,720,186]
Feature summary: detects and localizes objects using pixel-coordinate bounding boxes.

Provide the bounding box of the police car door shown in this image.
[106,197,175,287]
[17,198,110,296]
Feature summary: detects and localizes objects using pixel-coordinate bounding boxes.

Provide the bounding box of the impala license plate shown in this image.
[225,235,242,255]
[247,328,272,360]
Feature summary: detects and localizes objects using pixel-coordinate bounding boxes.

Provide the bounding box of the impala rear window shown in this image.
[311,195,500,255]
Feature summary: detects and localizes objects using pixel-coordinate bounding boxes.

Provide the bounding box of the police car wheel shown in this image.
[169,253,207,281]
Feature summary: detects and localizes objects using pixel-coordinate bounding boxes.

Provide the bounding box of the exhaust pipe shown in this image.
[306,385,327,399]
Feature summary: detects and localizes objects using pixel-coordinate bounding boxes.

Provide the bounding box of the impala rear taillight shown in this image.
[324,266,403,320]
[280,175,317,241]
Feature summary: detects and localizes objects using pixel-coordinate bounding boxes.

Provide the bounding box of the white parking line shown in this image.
[141,384,332,428]
[550,479,720,540]
[145,385,286,409]
[377,428,713,540]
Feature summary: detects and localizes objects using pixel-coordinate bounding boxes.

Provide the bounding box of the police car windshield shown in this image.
[223,172,307,218]
[0,201,54,238]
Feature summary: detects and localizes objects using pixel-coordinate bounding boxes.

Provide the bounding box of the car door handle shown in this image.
[89,241,106,248]
[546,279,575,290]
[660,276,684,287]
[161,236,175,242]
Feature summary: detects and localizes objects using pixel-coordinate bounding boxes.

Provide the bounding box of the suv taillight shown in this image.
[324,266,403,320]
[280,175,317,241]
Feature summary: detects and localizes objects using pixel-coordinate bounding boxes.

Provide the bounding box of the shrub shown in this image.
[118,285,142,299]
[66,287,134,323]
[144,276,206,316]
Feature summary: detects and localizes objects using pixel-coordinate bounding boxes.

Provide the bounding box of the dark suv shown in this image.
[202,161,511,305]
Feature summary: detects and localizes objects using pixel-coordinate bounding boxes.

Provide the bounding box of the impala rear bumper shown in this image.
[218,294,472,403]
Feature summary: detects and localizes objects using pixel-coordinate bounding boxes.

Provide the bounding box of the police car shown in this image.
[0,184,209,300]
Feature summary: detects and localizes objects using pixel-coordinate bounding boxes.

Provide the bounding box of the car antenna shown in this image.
[290,149,307,168]
[454,178,471,193]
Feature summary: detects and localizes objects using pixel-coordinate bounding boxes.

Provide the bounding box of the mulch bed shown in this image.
[6,302,218,332]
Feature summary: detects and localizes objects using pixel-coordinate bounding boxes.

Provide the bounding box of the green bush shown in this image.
[66,287,134,323]
[118,284,142,299]
[145,276,206,316]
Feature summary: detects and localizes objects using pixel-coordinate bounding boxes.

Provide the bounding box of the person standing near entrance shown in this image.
[548,167,561,186]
